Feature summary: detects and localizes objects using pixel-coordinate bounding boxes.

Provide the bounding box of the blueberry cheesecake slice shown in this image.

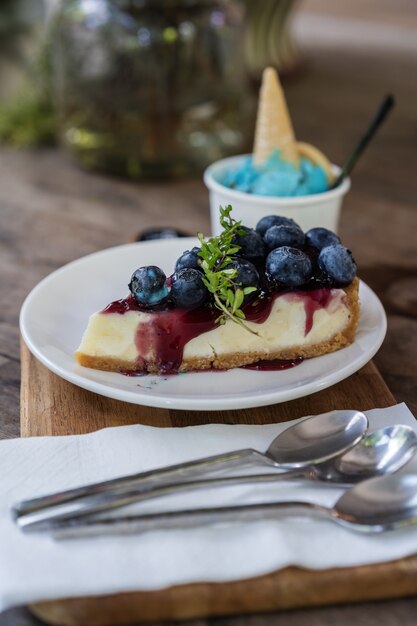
[76,207,360,374]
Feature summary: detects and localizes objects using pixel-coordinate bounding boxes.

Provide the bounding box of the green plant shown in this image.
[198,205,258,333]
[0,1,56,147]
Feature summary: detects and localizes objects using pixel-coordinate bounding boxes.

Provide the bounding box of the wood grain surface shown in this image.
[20,344,417,626]
[1,0,417,624]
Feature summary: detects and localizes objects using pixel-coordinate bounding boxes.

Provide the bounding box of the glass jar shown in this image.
[52,0,253,178]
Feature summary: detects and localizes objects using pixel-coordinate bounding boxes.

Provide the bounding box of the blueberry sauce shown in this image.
[242,358,303,371]
[284,288,333,335]
[103,288,336,375]
[103,294,152,314]
[134,306,218,374]
[303,289,334,334]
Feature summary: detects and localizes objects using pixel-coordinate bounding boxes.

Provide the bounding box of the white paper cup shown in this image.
[204,154,350,236]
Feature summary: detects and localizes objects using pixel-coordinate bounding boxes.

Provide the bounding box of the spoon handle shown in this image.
[331,94,395,189]
[16,469,310,533]
[13,447,273,519]
[51,500,331,540]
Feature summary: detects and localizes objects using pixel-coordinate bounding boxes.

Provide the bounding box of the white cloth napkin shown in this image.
[1,403,417,612]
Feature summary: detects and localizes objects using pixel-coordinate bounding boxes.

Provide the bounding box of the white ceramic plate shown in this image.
[20,238,387,411]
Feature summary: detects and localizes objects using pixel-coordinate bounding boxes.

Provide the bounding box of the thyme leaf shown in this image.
[197,205,258,333]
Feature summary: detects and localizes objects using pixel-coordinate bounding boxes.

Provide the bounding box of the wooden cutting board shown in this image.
[20,342,417,626]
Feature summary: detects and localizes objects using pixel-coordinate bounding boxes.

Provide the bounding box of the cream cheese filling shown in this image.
[184,290,348,359]
[77,289,350,363]
[77,310,152,362]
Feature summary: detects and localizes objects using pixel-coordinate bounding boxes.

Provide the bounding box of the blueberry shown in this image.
[170,268,208,309]
[233,226,266,260]
[264,223,305,250]
[266,247,312,287]
[318,244,357,284]
[129,266,169,306]
[305,227,340,250]
[255,215,298,237]
[175,247,202,272]
[225,258,260,291]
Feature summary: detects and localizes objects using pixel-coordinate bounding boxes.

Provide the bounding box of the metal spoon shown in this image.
[51,473,417,539]
[16,424,416,533]
[13,410,367,520]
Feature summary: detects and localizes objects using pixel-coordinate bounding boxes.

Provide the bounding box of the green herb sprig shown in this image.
[197,205,258,333]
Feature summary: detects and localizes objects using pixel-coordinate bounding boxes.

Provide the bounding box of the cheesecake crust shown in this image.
[75,278,360,374]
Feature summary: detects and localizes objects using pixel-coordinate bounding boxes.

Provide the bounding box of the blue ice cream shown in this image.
[219,150,329,197]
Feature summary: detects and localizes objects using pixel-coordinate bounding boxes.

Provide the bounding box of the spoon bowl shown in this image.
[335,425,417,478]
[335,473,417,531]
[266,409,368,467]
[315,425,417,483]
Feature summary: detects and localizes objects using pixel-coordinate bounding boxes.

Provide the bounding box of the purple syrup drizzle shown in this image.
[283,288,333,335]
[103,287,335,375]
[242,358,303,371]
[102,294,145,314]
[134,306,218,374]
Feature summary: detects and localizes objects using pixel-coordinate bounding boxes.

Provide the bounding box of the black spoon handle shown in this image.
[332,94,395,189]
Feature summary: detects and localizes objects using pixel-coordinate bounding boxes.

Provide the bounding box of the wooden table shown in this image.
[1,1,417,624]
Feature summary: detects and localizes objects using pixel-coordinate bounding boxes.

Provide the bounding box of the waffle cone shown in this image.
[297,142,335,184]
[253,67,299,168]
